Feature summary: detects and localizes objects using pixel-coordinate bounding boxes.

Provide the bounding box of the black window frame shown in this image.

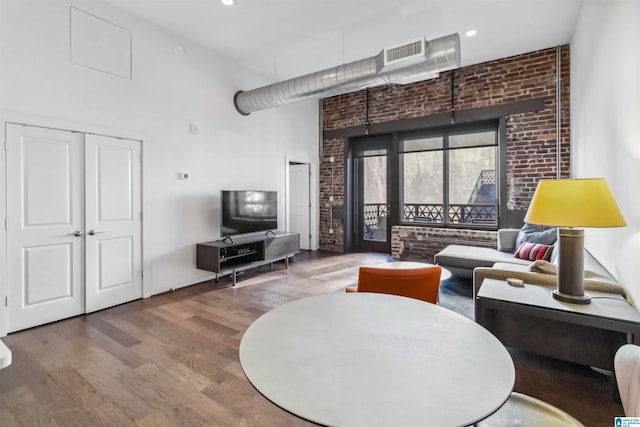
[398,120,504,230]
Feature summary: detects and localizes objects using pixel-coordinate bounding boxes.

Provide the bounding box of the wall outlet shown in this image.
[329,196,334,202]
[328,228,334,234]
[329,156,334,163]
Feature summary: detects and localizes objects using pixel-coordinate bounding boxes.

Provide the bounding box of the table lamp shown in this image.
[524,178,626,304]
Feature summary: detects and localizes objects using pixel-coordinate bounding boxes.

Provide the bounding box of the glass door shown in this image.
[351,135,395,253]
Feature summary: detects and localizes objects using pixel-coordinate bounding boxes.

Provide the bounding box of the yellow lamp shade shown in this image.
[524,178,626,228]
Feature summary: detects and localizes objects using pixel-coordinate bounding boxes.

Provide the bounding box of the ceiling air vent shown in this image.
[382,39,427,72]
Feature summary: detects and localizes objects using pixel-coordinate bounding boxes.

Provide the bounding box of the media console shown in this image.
[196,231,300,285]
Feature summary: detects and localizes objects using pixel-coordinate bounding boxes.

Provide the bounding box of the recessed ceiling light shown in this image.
[465,29,477,37]
[221,0,234,5]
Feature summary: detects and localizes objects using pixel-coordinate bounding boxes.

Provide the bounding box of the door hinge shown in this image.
[308,203,312,208]
[309,234,312,239]
[140,212,143,220]
[5,297,7,307]
[4,218,6,230]
[141,269,144,278]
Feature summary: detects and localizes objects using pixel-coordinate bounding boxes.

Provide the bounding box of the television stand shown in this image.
[196,231,300,285]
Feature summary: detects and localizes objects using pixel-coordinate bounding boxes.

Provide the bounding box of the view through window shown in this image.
[400,128,497,227]
[363,155,388,241]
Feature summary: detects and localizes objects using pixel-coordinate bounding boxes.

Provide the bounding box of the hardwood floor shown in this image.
[0,251,624,426]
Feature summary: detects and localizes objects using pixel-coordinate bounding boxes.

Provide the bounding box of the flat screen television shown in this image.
[221,190,278,237]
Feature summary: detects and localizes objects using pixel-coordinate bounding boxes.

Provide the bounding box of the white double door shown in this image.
[6,124,142,332]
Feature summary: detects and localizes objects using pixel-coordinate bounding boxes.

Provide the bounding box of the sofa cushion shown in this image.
[434,244,531,271]
[497,229,520,252]
[514,242,554,261]
[515,223,557,248]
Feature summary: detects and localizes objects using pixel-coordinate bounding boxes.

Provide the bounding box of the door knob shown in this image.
[87,229,106,236]
[66,230,83,237]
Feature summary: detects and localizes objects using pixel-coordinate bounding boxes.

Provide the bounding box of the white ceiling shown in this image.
[105,0,583,83]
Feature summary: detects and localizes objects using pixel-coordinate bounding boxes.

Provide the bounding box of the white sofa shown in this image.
[433,229,530,279]
[433,228,631,303]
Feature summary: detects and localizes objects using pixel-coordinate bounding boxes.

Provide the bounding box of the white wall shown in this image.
[0,0,319,328]
[571,0,640,302]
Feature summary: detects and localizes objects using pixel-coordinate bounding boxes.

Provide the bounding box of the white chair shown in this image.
[615,344,640,416]
[477,392,583,426]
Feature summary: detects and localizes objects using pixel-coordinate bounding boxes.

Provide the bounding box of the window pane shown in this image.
[363,156,388,241]
[449,131,496,149]
[448,146,496,225]
[401,151,443,224]
[357,148,386,157]
[401,136,443,153]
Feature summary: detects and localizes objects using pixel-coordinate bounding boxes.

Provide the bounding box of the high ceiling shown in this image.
[105,0,583,82]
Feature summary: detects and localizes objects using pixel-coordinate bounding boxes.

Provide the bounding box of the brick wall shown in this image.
[391,227,497,263]
[319,45,570,254]
[319,138,346,252]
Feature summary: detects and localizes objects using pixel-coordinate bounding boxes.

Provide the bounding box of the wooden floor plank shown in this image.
[106,317,185,369]
[49,366,136,426]
[82,320,147,369]
[85,315,142,348]
[166,362,213,391]
[3,345,92,425]
[180,298,255,329]
[133,363,238,425]
[135,410,175,427]
[179,353,229,384]
[189,315,240,337]
[1,386,61,427]
[0,409,19,427]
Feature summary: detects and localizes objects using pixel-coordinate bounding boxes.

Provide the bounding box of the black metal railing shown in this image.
[363,203,390,239]
[404,203,496,224]
[364,203,389,229]
[363,202,496,228]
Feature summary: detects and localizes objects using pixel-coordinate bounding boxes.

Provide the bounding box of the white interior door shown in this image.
[6,124,85,332]
[85,134,142,313]
[290,163,310,250]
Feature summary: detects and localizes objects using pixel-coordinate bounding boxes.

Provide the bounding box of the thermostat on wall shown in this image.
[178,172,190,180]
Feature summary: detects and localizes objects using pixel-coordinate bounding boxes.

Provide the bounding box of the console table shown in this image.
[476,278,640,371]
[196,232,299,285]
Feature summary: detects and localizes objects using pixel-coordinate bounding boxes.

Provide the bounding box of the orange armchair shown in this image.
[346,264,442,304]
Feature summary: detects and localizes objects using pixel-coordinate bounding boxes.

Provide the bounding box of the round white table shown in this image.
[240,293,515,427]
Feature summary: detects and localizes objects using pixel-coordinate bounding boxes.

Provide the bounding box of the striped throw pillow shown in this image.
[514,241,554,261]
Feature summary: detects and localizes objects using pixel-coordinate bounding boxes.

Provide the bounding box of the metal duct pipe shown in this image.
[234,33,461,115]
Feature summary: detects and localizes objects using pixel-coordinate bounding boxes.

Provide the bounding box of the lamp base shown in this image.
[552,289,591,305]
[555,228,591,305]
